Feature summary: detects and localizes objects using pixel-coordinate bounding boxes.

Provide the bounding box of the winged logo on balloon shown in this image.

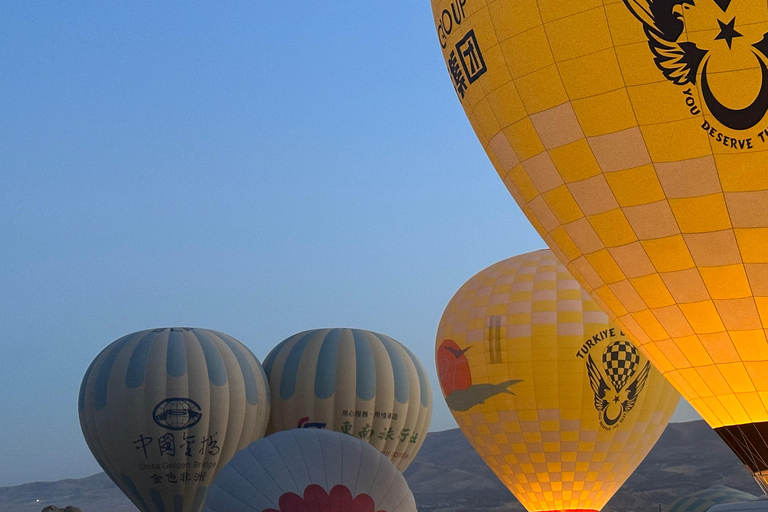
[587,341,651,430]
[624,0,768,130]
[437,339,522,411]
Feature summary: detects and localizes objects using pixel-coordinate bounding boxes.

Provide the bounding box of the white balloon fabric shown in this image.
[203,429,418,512]
[79,328,271,512]
[263,328,432,471]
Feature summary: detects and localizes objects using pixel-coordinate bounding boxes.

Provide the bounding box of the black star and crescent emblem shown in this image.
[624,0,768,130]
[587,354,650,428]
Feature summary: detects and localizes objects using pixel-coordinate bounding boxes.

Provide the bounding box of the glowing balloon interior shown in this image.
[263,328,432,471]
[203,429,417,512]
[79,328,271,512]
[436,251,680,512]
[431,0,768,490]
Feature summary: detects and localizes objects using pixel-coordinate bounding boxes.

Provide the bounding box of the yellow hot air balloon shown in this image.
[436,251,679,512]
[79,328,271,512]
[431,0,768,490]
[263,328,432,471]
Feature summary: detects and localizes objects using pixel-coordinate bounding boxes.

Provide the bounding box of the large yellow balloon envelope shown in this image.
[79,328,271,512]
[436,251,679,512]
[263,328,432,471]
[431,0,768,490]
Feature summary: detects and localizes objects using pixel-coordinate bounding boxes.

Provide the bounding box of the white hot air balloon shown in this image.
[263,328,432,470]
[203,429,417,512]
[79,328,271,512]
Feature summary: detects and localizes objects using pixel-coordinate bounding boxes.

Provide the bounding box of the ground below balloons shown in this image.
[0,421,759,512]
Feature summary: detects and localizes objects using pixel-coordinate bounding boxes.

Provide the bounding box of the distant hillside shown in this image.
[403,420,761,512]
[0,472,134,512]
[1,421,761,512]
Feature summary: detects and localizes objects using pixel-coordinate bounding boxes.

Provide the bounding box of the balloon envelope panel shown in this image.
[79,328,271,512]
[436,251,680,512]
[263,328,432,470]
[430,0,768,486]
[202,429,417,512]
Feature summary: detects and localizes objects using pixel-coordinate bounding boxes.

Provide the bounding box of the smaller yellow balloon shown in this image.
[436,251,680,512]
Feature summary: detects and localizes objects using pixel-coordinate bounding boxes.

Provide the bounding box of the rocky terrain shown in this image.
[0,420,760,512]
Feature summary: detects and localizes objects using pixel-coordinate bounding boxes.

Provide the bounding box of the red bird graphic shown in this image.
[437,339,521,412]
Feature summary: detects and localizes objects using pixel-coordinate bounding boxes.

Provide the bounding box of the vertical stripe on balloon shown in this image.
[374,334,409,404]
[352,329,376,401]
[401,345,430,408]
[262,334,290,376]
[93,333,134,411]
[173,494,184,512]
[149,488,166,512]
[79,357,98,414]
[125,330,160,389]
[315,329,341,400]
[166,329,187,378]
[121,474,150,512]
[194,330,228,386]
[215,330,262,405]
[258,363,271,406]
[279,331,317,400]
[192,486,208,512]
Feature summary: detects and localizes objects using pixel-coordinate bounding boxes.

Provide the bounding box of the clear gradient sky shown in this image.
[0,2,701,487]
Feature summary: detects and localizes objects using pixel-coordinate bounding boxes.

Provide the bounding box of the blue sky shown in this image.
[0,2,699,487]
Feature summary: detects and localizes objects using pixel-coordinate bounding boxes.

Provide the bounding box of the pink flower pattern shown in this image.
[265,484,385,512]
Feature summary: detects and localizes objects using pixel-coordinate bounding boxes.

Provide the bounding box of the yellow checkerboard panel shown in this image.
[432,0,768,430]
[436,251,679,512]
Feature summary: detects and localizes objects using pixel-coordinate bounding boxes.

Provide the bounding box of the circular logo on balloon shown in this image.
[152,398,202,431]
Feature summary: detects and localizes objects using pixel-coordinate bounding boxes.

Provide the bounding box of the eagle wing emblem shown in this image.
[621,361,651,414]
[623,0,708,85]
[587,354,610,412]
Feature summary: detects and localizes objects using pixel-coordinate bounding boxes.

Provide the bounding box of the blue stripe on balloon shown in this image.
[93,333,135,411]
[314,328,341,399]
[150,488,166,512]
[192,486,208,512]
[213,331,260,405]
[352,329,376,401]
[121,474,150,511]
[194,330,228,386]
[78,357,99,414]
[166,329,187,378]
[126,330,160,388]
[262,338,283,377]
[400,342,430,407]
[173,495,184,512]
[372,332,409,404]
[280,330,317,400]
[259,363,271,405]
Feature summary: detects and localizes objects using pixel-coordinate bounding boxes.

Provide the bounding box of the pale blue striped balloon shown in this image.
[79,328,271,512]
[263,328,431,471]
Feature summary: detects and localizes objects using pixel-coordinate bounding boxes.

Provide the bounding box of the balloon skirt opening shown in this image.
[715,423,768,494]
[536,509,600,512]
